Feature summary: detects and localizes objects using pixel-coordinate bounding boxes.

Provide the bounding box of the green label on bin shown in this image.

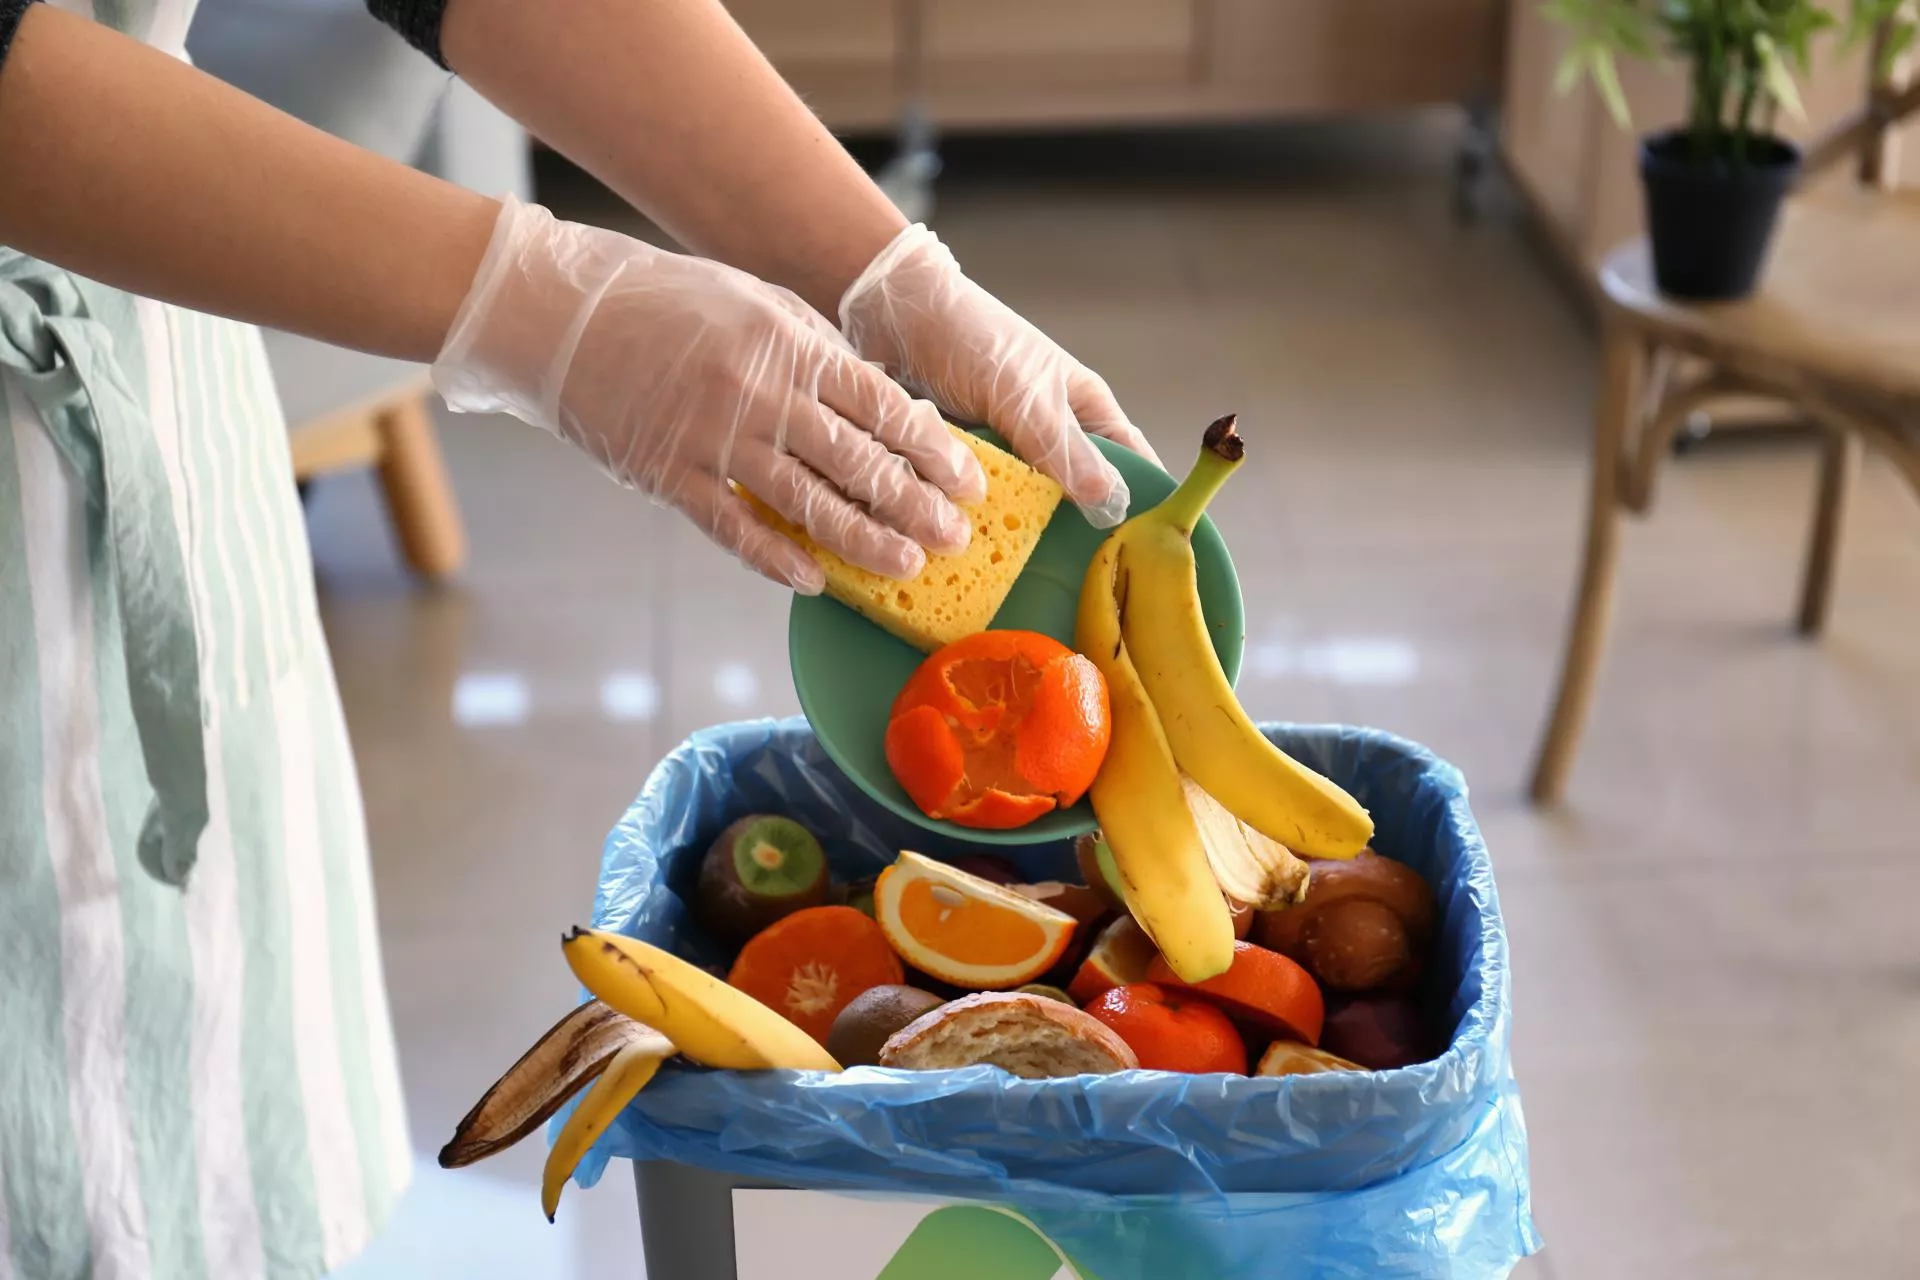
[878,1206,1088,1280]
[733,1193,1093,1280]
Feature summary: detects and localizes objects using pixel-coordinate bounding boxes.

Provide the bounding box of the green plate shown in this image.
[789,432,1245,846]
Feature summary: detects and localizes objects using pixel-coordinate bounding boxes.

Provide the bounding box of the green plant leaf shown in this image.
[1590,45,1634,129]
[1868,9,1919,76]
[1755,33,1808,120]
[1886,21,1919,70]
[1605,0,1661,56]
[1841,0,1914,69]
[1553,46,1589,95]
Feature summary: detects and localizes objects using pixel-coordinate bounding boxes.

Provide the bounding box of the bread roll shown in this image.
[878,992,1138,1078]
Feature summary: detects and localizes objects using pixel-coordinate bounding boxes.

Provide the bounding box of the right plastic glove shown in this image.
[839,223,1161,529]
[430,196,986,593]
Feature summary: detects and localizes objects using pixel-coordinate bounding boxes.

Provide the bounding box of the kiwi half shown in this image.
[692,815,829,946]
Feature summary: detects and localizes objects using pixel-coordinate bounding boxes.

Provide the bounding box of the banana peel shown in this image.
[542,1028,678,1221]
[443,930,838,1225]
[1116,416,1374,859]
[562,927,841,1072]
[1078,536,1237,984]
[1181,775,1311,911]
[440,1000,659,1170]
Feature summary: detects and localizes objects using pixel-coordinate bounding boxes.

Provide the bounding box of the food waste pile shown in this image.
[440,418,1455,1223]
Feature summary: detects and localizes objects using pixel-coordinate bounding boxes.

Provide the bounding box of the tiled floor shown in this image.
[312,115,1920,1278]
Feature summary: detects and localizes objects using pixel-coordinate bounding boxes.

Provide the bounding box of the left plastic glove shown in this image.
[430,196,986,593]
[839,223,1161,529]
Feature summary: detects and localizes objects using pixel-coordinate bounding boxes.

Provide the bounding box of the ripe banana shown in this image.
[1119,416,1374,858]
[541,1027,678,1221]
[440,999,659,1170]
[1076,536,1236,983]
[561,927,842,1072]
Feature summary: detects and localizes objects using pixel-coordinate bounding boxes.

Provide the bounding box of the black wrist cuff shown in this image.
[0,0,40,76]
[365,0,451,70]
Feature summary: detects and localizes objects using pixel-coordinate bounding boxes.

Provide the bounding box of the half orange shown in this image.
[873,851,1079,990]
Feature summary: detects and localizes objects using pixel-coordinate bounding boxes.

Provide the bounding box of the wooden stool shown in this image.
[272,329,467,580]
[1528,46,1920,805]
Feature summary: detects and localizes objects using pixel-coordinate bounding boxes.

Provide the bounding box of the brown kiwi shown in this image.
[826,985,945,1068]
[832,875,879,919]
[950,855,1022,885]
[1012,881,1112,929]
[692,816,829,947]
[1014,984,1075,1005]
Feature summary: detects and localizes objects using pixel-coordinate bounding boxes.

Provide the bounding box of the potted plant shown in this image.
[1545,0,1914,300]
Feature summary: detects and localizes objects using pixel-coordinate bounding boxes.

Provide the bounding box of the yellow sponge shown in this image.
[748,428,1062,652]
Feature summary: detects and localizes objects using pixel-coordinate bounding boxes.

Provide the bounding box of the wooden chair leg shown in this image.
[1796,428,1859,637]
[1528,327,1645,805]
[375,392,467,579]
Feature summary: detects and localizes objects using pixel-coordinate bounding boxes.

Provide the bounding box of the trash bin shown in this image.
[575,718,1541,1279]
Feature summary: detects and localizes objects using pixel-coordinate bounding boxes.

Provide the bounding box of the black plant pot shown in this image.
[1639,128,1800,302]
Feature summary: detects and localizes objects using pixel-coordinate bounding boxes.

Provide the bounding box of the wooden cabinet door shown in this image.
[724,0,895,70]
[723,0,896,126]
[922,0,1203,91]
[1210,0,1501,112]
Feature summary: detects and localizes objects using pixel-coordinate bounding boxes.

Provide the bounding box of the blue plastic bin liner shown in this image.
[580,718,1540,1277]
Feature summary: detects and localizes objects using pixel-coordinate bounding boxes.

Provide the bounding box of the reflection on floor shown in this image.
[313,115,1920,1280]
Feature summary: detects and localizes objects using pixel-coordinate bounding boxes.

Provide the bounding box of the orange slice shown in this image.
[1256,1042,1364,1078]
[874,851,1079,990]
[1145,941,1325,1045]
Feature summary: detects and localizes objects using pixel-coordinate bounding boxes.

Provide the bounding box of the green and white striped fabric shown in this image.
[0,10,411,1272]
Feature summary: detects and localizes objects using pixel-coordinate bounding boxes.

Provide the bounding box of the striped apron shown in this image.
[0,6,412,1278]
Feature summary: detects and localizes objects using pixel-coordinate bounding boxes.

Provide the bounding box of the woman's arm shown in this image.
[0,5,980,587]
[0,3,498,362]
[429,0,1148,518]
[437,0,905,318]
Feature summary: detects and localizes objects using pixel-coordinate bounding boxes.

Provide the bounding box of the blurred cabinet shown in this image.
[722,0,896,98]
[728,0,1505,132]
[925,0,1199,91]
[1501,1,1908,269]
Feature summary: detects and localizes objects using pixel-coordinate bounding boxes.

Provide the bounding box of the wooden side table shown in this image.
[1528,191,1920,805]
[270,328,467,580]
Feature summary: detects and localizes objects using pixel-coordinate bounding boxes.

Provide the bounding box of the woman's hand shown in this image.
[839,224,1161,529]
[436,0,1150,529]
[431,197,987,594]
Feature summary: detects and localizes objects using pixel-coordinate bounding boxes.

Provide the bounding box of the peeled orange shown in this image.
[1084,983,1248,1075]
[873,851,1078,990]
[884,630,1111,830]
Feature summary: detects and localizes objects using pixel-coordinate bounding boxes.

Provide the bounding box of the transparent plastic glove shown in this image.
[431,196,987,593]
[839,223,1160,529]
